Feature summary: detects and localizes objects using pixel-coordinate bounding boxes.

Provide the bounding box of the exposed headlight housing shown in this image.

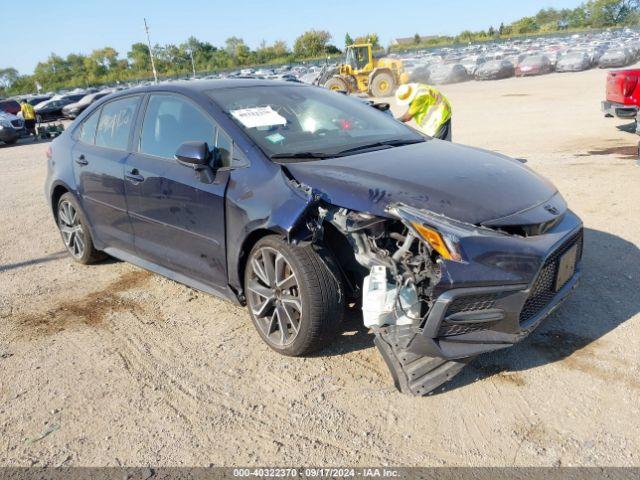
[387,203,505,263]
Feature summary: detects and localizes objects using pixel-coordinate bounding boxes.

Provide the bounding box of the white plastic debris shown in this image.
[362,266,420,328]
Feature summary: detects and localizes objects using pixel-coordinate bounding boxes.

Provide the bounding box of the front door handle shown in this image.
[125,169,145,184]
[75,154,88,166]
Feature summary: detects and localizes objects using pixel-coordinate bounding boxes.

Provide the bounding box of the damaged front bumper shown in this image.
[330,202,584,396]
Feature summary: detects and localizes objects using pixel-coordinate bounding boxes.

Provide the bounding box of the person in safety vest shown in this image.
[395,83,452,141]
[20,100,37,139]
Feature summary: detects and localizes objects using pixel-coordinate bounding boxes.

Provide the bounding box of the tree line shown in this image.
[1,0,638,96]
[393,0,640,51]
[0,30,342,96]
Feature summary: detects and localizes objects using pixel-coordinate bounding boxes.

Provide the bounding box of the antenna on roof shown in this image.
[144,18,159,84]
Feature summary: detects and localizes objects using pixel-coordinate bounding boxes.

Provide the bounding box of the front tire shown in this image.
[244,236,344,356]
[56,193,105,264]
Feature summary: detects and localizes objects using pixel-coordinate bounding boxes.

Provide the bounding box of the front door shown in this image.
[72,95,141,251]
[124,93,229,290]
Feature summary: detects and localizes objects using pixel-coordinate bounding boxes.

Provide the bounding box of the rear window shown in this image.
[0,100,19,112]
[95,96,140,151]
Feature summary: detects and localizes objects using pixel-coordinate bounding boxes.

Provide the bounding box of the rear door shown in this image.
[72,95,141,252]
[124,93,230,290]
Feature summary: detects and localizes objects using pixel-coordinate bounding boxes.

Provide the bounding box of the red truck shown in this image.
[602,69,640,132]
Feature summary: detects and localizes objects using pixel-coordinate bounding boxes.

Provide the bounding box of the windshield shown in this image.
[208,85,423,160]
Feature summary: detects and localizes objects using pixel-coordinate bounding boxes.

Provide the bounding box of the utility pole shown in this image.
[143,18,158,84]
[188,48,196,78]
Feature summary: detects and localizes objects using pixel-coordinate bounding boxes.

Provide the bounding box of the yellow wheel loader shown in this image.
[323,43,408,97]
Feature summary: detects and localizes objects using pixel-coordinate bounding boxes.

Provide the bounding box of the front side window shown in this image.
[95,96,140,151]
[208,85,422,161]
[77,108,101,145]
[140,94,215,159]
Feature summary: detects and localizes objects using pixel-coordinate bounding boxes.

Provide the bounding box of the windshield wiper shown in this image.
[335,138,424,155]
[270,152,336,159]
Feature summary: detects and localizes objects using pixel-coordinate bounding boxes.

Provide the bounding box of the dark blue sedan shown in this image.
[45,80,583,395]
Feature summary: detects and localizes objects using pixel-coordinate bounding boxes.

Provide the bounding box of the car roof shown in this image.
[110,78,308,98]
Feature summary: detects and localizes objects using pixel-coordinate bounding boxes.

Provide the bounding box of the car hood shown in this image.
[283,140,558,225]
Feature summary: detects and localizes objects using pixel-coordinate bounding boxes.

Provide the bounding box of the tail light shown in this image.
[45,145,52,161]
[623,75,638,97]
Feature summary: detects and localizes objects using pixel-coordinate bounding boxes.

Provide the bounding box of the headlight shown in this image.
[387,203,504,263]
[0,120,12,129]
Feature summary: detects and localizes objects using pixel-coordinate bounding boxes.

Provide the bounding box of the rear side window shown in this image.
[95,96,140,151]
[77,108,101,145]
[139,94,215,159]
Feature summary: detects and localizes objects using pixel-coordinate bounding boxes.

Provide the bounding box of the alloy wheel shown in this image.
[246,246,302,347]
[58,200,86,259]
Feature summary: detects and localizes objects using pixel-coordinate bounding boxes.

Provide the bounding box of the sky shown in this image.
[2,0,584,75]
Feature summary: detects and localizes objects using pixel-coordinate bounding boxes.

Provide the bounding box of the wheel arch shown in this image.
[50,181,74,221]
[235,227,285,302]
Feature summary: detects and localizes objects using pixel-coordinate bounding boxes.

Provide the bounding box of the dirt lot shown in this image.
[1,67,639,467]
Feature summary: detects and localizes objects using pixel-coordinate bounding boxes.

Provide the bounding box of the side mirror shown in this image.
[371,102,391,112]
[175,141,210,168]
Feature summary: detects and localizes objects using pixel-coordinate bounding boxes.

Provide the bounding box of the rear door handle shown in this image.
[125,169,145,184]
[75,154,88,166]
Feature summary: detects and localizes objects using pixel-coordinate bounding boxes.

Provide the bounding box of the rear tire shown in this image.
[324,76,350,92]
[244,236,344,356]
[370,72,395,97]
[56,193,105,264]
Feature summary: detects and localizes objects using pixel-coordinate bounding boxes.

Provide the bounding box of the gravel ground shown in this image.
[1,67,639,467]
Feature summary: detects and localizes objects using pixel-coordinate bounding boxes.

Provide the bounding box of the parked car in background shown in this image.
[46,79,583,396]
[408,65,431,83]
[598,48,634,69]
[602,68,640,133]
[427,63,470,84]
[0,99,21,115]
[0,111,25,145]
[474,60,515,80]
[26,95,52,106]
[516,55,554,77]
[35,99,74,122]
[556,52,592,72]
[62,91,113,119]
[460,56,485,75]
[34,93,85,122]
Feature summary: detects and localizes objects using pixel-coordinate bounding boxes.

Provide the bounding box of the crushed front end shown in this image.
[320,200,583,396]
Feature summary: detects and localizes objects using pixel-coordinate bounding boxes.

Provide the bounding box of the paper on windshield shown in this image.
[230,106,287,128]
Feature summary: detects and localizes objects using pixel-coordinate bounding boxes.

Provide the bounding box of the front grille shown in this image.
[445,294,497,316]
[438,293,498,337]
[438,321,497,337]
[519,230,583,325]
[11,119,23,128]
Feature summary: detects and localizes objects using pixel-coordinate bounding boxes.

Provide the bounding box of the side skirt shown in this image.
[103,247,241,305]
